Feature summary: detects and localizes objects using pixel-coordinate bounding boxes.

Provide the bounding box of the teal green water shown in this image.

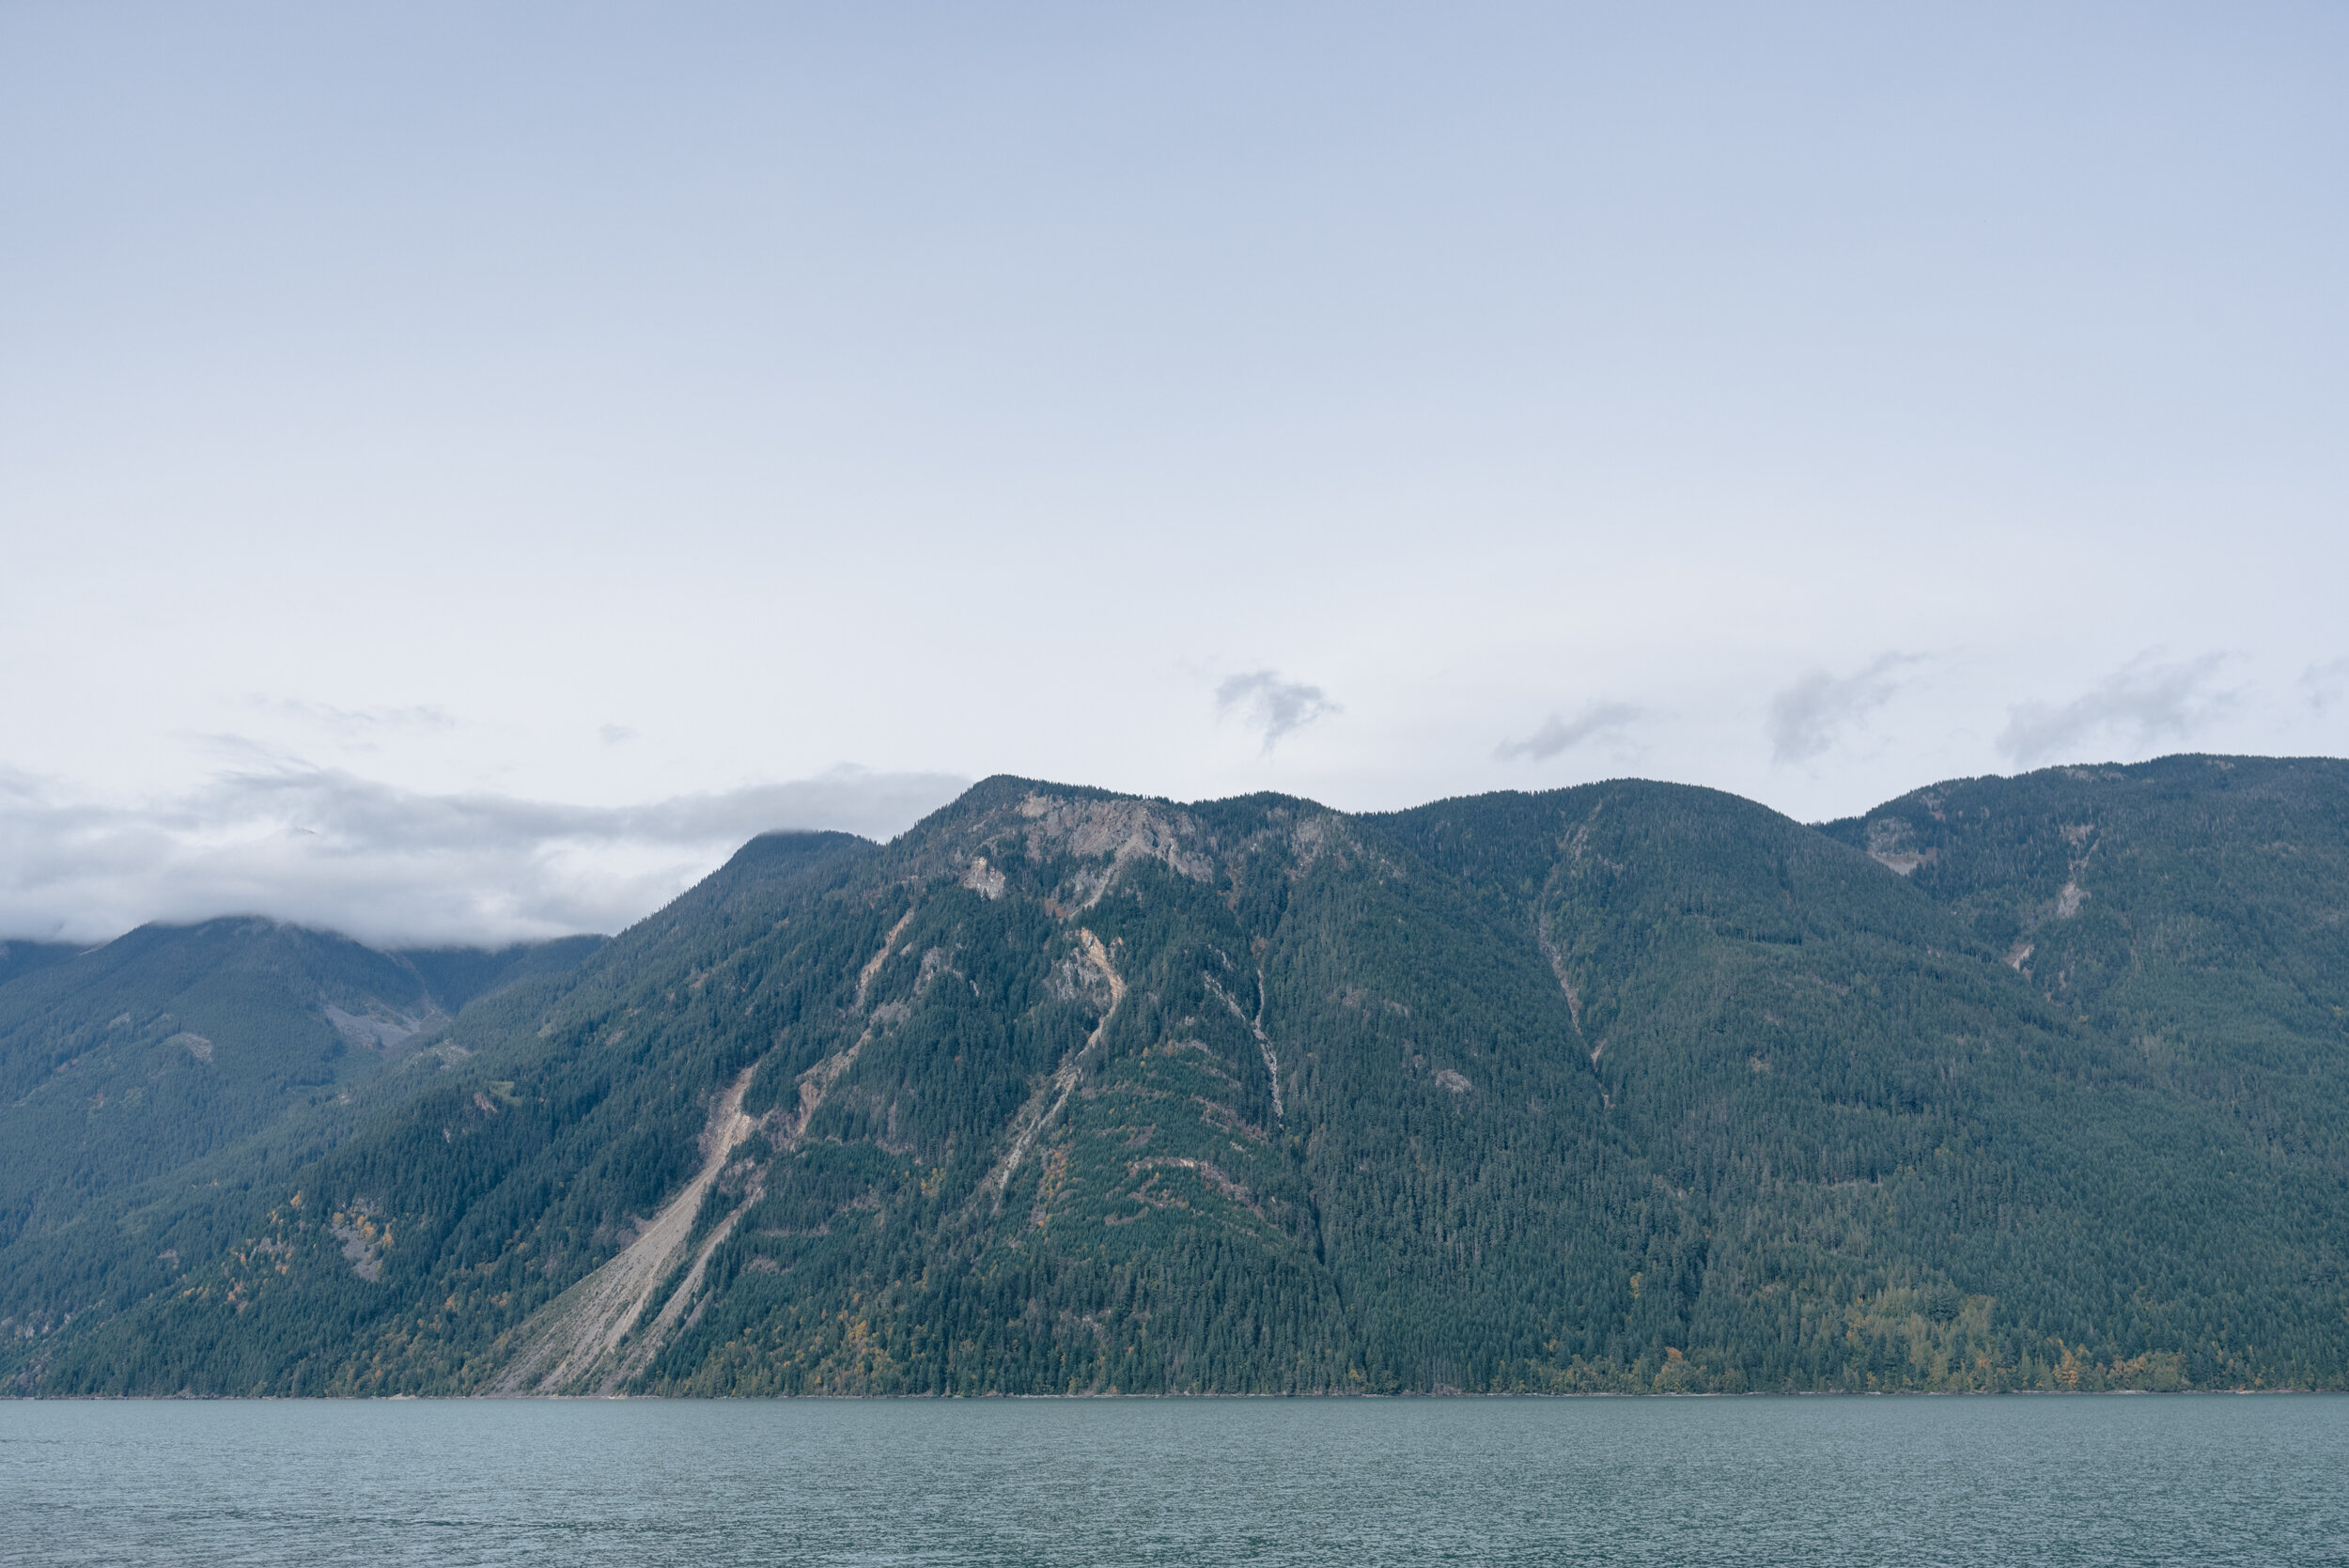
[3,1396,2342,1566]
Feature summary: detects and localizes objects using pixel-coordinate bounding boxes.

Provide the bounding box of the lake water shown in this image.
[3,1395,2343,1566]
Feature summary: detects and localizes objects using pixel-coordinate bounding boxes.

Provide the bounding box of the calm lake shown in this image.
[4,1395,2343,1566]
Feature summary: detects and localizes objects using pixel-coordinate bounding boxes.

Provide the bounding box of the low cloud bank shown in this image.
[0,764,967,949]
[1999,653,2232,766]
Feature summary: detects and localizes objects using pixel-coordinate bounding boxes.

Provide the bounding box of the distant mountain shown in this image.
[2,758,2342,1396]
[0,940,80,991]
[393,937,614,1016]
[0,921,606,1250]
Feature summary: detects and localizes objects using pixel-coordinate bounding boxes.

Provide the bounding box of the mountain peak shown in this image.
[6,754,2346,1395]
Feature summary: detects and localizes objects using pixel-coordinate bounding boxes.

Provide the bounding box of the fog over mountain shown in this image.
[0,764,965,947]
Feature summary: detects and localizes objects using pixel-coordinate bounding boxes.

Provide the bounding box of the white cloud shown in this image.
[1767,654,1917,765]
[1215,671,1340,753]
[2301,658,2349,713]
[1494,703,1642,762]
[0,762,967,948]
[1998,652,2233,766]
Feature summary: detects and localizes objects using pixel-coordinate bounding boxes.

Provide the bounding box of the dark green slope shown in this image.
[8,800,1674,1395]
[1820,754,2349,1174]
[4,761,2346,1396]
[1380,777,2349,1391]
[0,939,81,991]
[664,786,1657,1395]
[0,919,446,1249]
[392,936,612,1016]
[0,831,886,1393]
[0,917,611,1365]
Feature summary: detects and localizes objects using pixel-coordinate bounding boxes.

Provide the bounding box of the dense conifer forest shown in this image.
[3,754,2344,1395]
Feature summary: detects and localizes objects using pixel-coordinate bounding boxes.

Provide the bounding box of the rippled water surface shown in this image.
[5,1395,2344,1566]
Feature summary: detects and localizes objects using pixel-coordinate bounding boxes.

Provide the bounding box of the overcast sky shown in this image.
[6,3,2346,946]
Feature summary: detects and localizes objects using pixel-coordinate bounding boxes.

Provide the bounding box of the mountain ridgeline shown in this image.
[2,755,2344,1396]
[0,924,606,1252]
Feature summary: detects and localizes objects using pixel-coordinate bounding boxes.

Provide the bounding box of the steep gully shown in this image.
[487,908,925,1395]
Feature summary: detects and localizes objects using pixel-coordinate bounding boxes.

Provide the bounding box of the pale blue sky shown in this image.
[5,4,2346,941]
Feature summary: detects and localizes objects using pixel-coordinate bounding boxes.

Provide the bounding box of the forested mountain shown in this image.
[1817,755,2349,1183]
[2,757,2344,1396]
[0,922,605,1250]
[0,940,79,991]
[396,938,613,1016]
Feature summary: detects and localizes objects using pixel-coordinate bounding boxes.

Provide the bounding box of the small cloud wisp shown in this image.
[2300,658,2349,714]
[1495,703,1642,762]
[1215,671,1340,753]
[1767,654,1918,765]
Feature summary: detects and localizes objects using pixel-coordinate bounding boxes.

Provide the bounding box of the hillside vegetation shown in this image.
[0,924,603,1250]
[2,756,2343,1395]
